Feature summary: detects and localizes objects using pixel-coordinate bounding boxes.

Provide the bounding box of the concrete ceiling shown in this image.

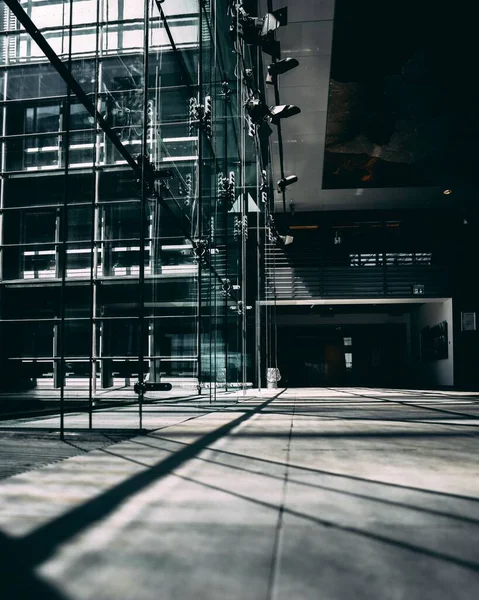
[259,0,473,213]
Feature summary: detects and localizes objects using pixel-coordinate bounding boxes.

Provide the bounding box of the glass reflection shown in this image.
[0,0,260,404]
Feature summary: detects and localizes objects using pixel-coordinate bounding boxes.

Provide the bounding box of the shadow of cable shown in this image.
[129,437,479,526]
[324,387,479,420]
[171,471,479,573]
[146,435,479,503]
[238,409,479,428]
[67,445,479,574]
[13,392,283,568]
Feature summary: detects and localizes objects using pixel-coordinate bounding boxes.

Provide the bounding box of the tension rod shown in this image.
[3,0,140,173]
[4,0,239,301]
[3,0,198,236]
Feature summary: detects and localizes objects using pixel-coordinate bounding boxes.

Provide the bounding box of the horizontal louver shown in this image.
[265,244,449,300]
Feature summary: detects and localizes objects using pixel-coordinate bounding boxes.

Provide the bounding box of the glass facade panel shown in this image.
[0,0,270,418]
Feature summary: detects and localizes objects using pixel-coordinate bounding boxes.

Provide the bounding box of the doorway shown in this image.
[278,324,408,387]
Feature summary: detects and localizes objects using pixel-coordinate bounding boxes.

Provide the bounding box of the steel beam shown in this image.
[3,0,141,174]
[3,0,237,299]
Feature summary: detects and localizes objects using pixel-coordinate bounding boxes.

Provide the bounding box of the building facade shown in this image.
[0,0,274,403]
[1,0,478,409]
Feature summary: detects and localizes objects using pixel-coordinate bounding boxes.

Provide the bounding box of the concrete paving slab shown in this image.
[1,388,479,599]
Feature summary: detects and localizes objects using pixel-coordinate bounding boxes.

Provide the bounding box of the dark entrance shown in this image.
[278,324,408,387]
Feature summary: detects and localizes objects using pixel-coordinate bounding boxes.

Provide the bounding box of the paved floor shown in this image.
[1,387,479,599]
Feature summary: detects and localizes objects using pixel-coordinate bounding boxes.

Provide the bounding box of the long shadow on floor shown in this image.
[129,437,479,526]
[0,531,68,599]
[11,393,282,568]
[83,441,479,574]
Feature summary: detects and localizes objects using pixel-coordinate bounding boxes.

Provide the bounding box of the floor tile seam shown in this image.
[0,412,216,485]
[267,395,296,600]
[144,406,271,442]
[157,440,479,504]
[0,395,207,425]
[280,416,479,431]
[1,392,286,560]
[94,399,292,498]
[141,471,479,574]
[323,388,479,421]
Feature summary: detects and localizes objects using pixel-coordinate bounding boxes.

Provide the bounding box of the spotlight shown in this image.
[231,5,287,57]
[245,97,271,123]
[279,234,294,245]
[266,57,299,84]
[245,98,300,126]
[277,175,298,193]
[269,104,301,124]
[260,8,288,37]
[220,279,233,296]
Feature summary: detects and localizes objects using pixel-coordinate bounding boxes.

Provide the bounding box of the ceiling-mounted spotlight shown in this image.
[245,97,270,123]
[269,104,301,124]
[239,7,287,42]
[245,98,301,126]
[279,234,294,245]
[260,8,288,37]
[266,57,299,84]
[231,4,287,58]
[277,175,298,193]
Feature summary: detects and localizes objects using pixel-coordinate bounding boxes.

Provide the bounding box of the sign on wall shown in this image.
[461,312,476,331]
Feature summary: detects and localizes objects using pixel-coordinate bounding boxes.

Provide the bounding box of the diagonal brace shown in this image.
[3,0,141,175]
[4,0,237,298]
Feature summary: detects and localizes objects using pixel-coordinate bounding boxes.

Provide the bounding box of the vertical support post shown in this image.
[256,301,261,391]
[239,57,247,393]
[138,0,151,430]
[0,71,7,282]
[87,0,102,427]
[222,84,229,391]
[57,0,75,440]
[196,6,203,396]
[0,72,5,379]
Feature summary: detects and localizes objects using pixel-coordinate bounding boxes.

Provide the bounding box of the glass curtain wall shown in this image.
[0,1,265,418]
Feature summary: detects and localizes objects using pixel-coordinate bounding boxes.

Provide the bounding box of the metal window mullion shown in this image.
[255,155,262,389]
[56,0,74,438]
[0,176,3,282]
[239,40,248,391]
[88,0,103,415]
[136,0,151,428]
[0,69,7,282]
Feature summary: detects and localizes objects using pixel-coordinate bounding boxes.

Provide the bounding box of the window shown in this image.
[350,253,381,267]
[345,352,352,371]
[350,252,432,267]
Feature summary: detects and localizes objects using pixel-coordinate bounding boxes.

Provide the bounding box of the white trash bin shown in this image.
[266,367,281,389]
